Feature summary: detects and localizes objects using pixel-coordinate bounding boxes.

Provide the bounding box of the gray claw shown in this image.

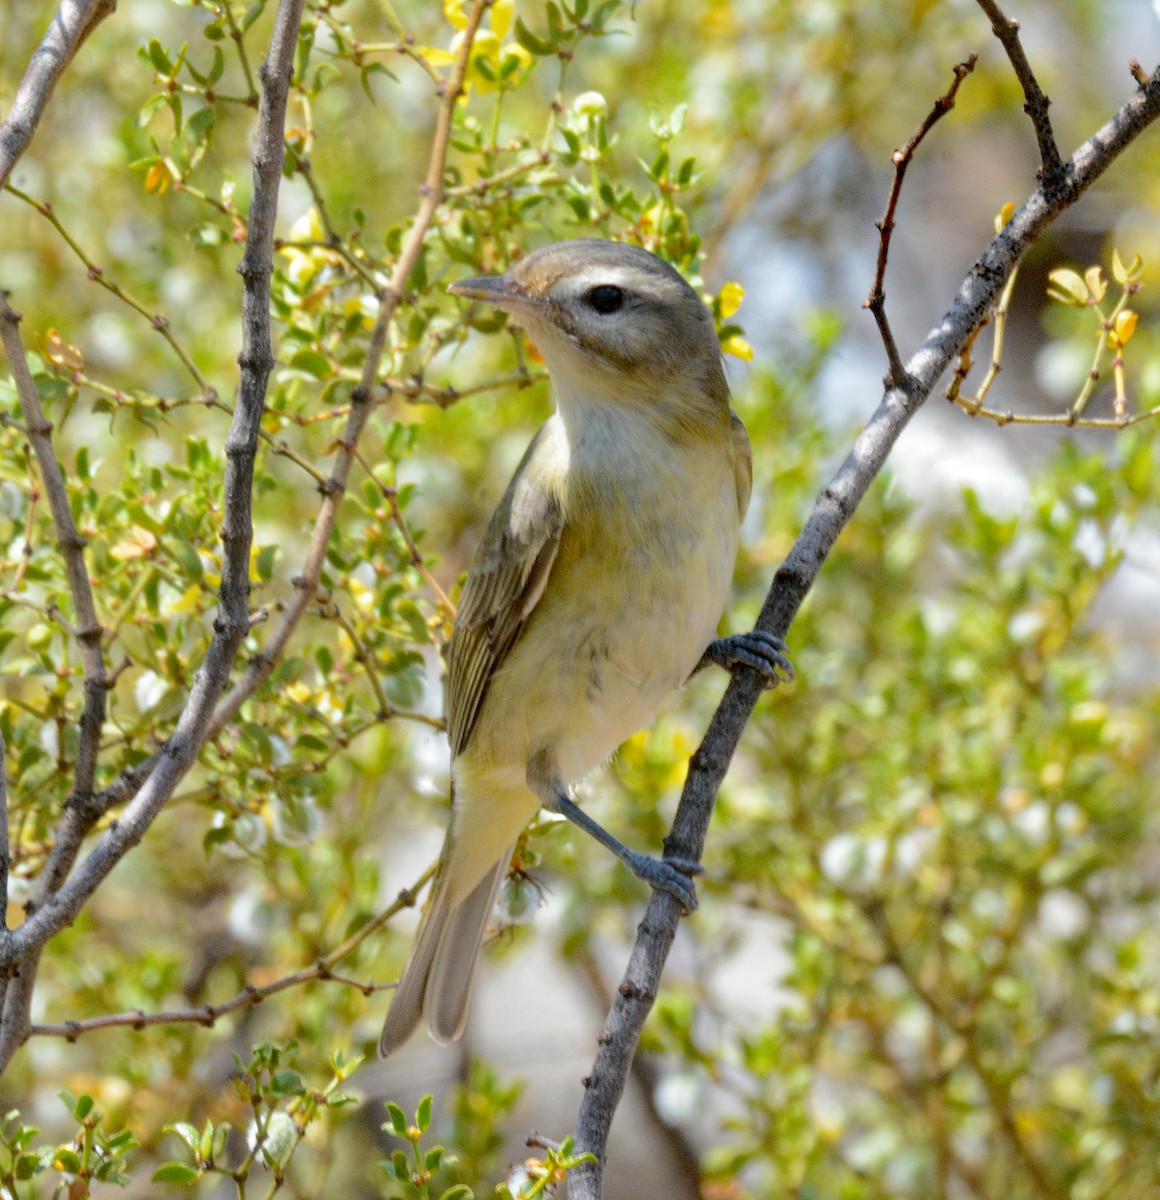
[625,851,700,913]
[704,631,795,688]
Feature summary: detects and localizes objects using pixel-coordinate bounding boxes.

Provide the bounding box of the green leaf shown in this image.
[164,1122,201,1155]
[53,1147,82,1173]
[147,38,175,76]
[271,1069,304,1096]
[384,1102,409,1138]
[167,538,204,582]
[153,1162,202,1183]
[416,1094,432,1132]
[514,16,554,55]
[14,1153,41,1180]
[288,348,334,379]
[256,544,278,583]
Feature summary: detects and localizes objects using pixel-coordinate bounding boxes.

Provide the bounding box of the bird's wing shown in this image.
[446,424,566,758]
[730,411,754,520]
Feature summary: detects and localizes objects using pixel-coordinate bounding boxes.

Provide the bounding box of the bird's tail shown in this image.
[378,841,512,1057]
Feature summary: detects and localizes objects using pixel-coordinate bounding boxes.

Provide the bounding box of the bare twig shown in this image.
[352,447,457,621]
[25,865,434,1043]
[0,0,307,1059]
[207,0,490,738]
[975,0,1063,180]
[5,185,211,394]
[865,55,977,386]
[569,63,1160,1200]
[0,0,117,192]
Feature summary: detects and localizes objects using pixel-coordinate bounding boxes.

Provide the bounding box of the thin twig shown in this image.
[5,185,211,394]
[975,0,1063,180]
[207,0,490,740]
[352,448,457,620]
[0,0,308,1056]
[568,62,1160,1200]
[26,865,435,1042]
[865,55,977,386]
[0,0,117,192]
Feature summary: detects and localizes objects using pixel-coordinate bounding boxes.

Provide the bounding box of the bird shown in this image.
[379,238,791,1057]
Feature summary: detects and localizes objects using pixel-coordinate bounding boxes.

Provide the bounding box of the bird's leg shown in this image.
[528,755,701,914]
[696,630,794,689]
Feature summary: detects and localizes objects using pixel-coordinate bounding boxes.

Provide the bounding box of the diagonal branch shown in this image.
[569,62,1160,1200]
[0,0,117,193]
[975,0,1063,180]
[0,0,306,1041]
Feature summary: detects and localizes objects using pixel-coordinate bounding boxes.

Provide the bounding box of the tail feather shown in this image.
[379,846,512,1057]
[427,853,510,1043]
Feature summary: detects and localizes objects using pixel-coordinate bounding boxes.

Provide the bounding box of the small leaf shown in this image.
[1047,267,1089,306]
[1084,266,1106,304]
[385,1102,408,1138]
[416,1094,433,1133]
[152,1162,202,1184]
[147,38,174,75]
[514,16,553,55]
[1112,248,1143,285]
[167,538,204,582]
[53,1147,82,1173]
[164,1122,201,1155]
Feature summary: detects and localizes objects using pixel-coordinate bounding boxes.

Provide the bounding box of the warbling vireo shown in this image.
[379,239,791,1056]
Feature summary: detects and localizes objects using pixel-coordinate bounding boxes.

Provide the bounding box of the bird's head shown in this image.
[449,239,730,425]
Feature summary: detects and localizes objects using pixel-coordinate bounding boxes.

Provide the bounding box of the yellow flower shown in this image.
[717,281,745,319]
[721,335,754,361]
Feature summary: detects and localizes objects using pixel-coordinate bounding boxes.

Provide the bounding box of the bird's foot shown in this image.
[702,631,794,688]
[621,849,702,914]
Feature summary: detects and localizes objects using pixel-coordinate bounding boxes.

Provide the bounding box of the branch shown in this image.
[0,0,116,193]
[975,0,1063,180]
[865,55,978,385]
[0,294,106,817]
[25,865,433,1043]
[0,0,306,1022]
[206,0,490,737]
[569,62,1160,1200]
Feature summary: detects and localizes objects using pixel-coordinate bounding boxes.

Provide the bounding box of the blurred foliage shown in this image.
[1,0,1160,1197]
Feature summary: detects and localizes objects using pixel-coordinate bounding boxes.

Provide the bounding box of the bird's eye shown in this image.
[584,284,625,314]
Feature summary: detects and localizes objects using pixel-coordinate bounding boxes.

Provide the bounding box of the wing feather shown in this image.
[730,411,753,520]
[446,424,566,758]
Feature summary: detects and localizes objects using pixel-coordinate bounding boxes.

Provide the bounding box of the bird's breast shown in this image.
[479,414,741,782]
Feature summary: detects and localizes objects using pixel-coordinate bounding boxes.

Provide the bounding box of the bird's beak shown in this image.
[448,274,546,320]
